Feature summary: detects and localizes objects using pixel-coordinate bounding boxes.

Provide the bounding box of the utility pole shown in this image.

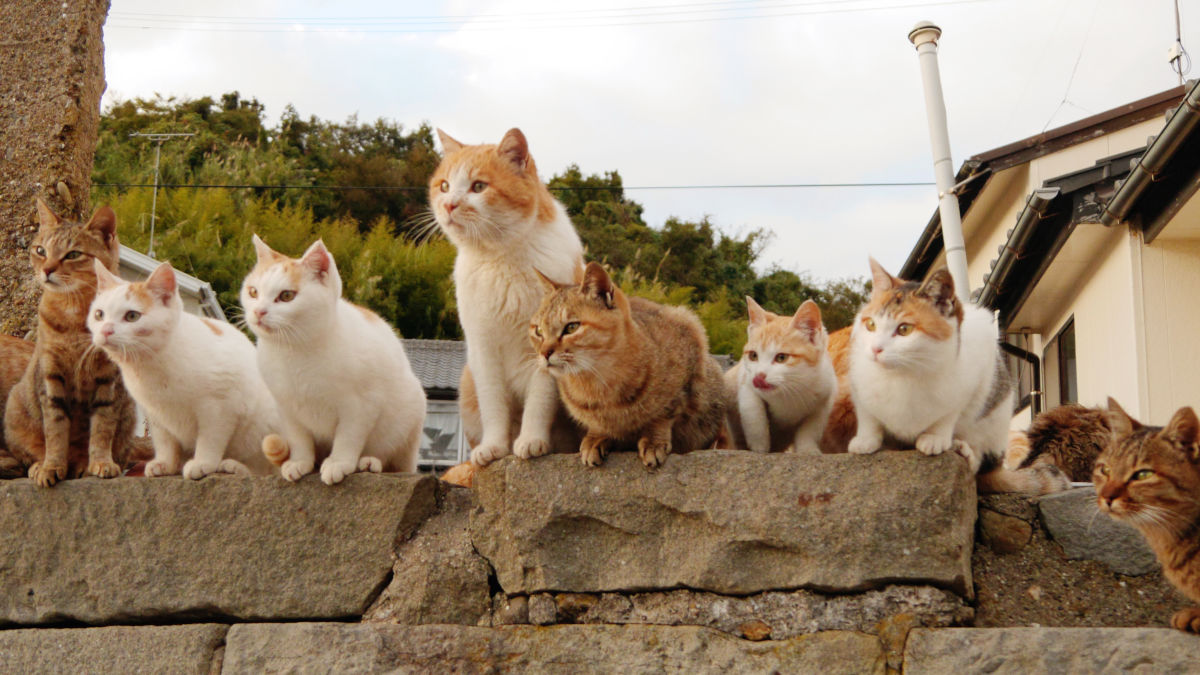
[129,132,194,259]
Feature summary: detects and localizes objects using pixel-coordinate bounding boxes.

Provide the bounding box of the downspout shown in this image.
[1101,78,1200,227]
[1000,341,1042,416]
[909,21,969,304]
[976,187,1060,310]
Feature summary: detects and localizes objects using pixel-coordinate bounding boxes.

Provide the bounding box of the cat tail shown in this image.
[262,434,290,467]
[440,461,478,488]
[819,387,856,453]
[1003,429,1032,470]
[976,452,1070,495]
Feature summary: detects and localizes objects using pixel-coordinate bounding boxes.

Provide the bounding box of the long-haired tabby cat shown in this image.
[723,297,835,454]
[530,262,726,469]
[1095,397,1200,632]
[89,260,277,478]
[429,128,583,467]
[4,199,136,486]
[1005,403,1110,482]
[242,236,426,484]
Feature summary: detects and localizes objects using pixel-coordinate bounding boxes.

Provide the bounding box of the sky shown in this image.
[101,0,1198,282]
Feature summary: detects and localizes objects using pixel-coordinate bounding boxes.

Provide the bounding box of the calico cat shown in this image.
[89,260,277,478]
[847,259,1011,473]
[530,262,726,469]
[1005,403,1110,482]
[723,297,835,454]
[429,128,584,467]
[242,236,426,484]
[4,199,136,487]
[1094,397,1200,633]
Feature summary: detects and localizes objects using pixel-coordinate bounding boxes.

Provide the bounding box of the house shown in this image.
[403,339,470,471]
[901,79,1200,427]
[118,245,226,321]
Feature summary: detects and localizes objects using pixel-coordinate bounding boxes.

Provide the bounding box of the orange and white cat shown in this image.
[724,298,835,454]
[847,259,1011,474]
[430,128,583,466]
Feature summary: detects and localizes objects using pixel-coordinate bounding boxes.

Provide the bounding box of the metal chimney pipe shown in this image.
[909,21,970,304]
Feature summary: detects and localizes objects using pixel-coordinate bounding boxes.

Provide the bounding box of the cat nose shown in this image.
[541,347,555,361]
[254,309,267,321]
[445,201,458,214]
[871,345,884,356]
[1098,484,1122,506]
[101,324,115,338]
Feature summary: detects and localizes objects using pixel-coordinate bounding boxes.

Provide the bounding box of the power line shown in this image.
[94,181,934,191]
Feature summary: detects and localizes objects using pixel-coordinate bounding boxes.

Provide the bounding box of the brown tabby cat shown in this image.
[0,336,36,477]
[1007,403,1111,482]
[1094,397,1200,632]
[530,262,726,469]
[4,199,136,487]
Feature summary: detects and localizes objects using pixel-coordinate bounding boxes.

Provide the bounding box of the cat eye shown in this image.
[562,321,580,336]
[64,251,83,260]
[1095,464,1110,477]
[774,353,788,363]
[863,318,876,332]
[533,326,542,338]
[247,286,258,299]
[439,180,450,193]
[123,310,141,322]
[747,351,758,362]
[276,290,296,303]
[471,180,488,193]
[1131,469,1156,481]
[896,323,914,336]
[93,309,104,321]
[33,246,46,257]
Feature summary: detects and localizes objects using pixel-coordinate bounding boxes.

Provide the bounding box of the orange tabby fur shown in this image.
[530,262,726,469]
[4,200,136,486]
[820,326,854,453]
[0,336,36,477]
[1095,397,1200,632]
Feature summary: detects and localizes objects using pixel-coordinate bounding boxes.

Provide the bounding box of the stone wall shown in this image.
[0,0,108,335]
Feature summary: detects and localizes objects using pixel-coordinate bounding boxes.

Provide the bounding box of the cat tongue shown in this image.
[752,373,773,390]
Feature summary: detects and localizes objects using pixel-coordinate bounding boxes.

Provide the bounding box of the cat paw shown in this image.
[790,440,822,456]
[280,459,314,482]
[470,443,510,467]
[87,459,122,479]
[1172,607,1200,633]
[182,459,220,480]
[320,458,357,485]
[29,461,67,487]
[217,459,252,476]
[513,435,551,460]
[144,459,177,478]
[357,456,383,473]
[952,440,982,473]
[915,433,954,457]
[262,434,290,466]
[637,438,670,469]
[579,437,609,467]
[847,435,881,455]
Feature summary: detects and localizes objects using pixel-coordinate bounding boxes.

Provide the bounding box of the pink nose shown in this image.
[445,202,457,214]
[872,346,884,356]
[102,324,114,338]
[752,373,771,390]
[254,309,267,321]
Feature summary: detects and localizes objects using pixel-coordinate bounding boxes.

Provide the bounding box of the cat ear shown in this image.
[86,205,118,245]
[144,262,177,305]
[1106,397,1141,437]
[498,128,530,173]
[93,258,121,292]
[35,198,61,230]
[1164,406,1200,458]
[581,261,616,309]
[572,262,586,286]
[868,257,898,296]
[792,300,824,343]
[745,297,767,326]
[917,268,958,317]
[251,234,277,263]
[300,239,333,280]
[437,128,464,154]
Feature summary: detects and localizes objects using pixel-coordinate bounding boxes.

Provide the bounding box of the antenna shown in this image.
[128,132,195,258]
[1170,0,1191,86]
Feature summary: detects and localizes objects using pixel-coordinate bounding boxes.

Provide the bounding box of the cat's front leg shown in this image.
[637,418,673,469]
[513,370,557,460]
[320,407,377,485]
[791,397,832,456]
[737,388,772,453]
[84,375,124,479]
[468,355,513,466]
[32,375,71,487]
[847,410,884,456]
[183,410,237,480]
[915,411,958,457]
[579,432,611,467]
[145,422,183,477]
[277,416,317,482]
[1172,606,1200,633]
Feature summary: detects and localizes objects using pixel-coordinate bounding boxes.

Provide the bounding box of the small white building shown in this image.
[902,80,1200,427]
[118,245,226,321]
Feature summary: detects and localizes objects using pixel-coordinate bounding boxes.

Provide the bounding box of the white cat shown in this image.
[724,298,835,455]
[88,260,278,478]
[241,236,426,485]
[430,128,584,466]
[847,259,1012,473]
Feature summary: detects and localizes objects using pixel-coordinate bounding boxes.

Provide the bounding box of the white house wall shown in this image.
[1138,236,1200,424]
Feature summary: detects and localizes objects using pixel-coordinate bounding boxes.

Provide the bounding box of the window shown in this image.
[1043,318,1077,408]
[1002,334,1039,414]
[418,399,468,472]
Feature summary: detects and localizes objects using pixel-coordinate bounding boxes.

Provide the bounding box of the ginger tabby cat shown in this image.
[4,199,136,486]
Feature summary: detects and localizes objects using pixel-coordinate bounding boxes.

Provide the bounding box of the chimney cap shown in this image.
[908,21,942,47]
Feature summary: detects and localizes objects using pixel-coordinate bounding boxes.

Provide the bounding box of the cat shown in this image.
[88,260,278,479]
[723,297,835,454]
[530,262,726,469]
[241,235,426,485]
[0,336,35,477]
[429,128,584,467]
[4,199,136,487]
[1005,403,1110,482]
[1094,397,1200,633]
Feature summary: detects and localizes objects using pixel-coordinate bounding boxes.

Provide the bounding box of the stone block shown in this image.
[1038,487,1158,576]
[904,627,1200,673]
[221,622,885,674]
[471,451,976,597]
[0,473,436,625]
[0,624,226,674]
